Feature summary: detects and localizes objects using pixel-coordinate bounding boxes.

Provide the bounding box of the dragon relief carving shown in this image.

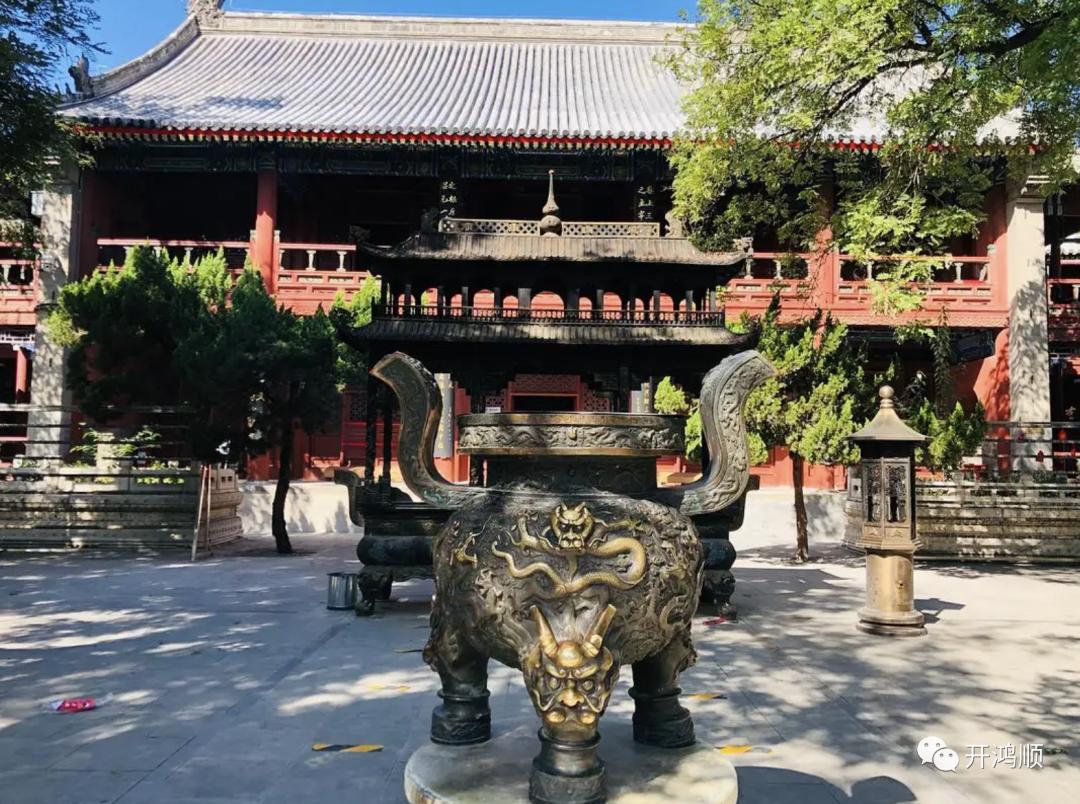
[524,604,620,737]
[457,424,683,452]
[491,503,649,598]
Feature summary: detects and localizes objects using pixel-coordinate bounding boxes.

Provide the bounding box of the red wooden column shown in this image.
[811,180,837,310]
[981,184,1009,312]
[253,165,278,293]
[14,348,29,403]
[77,170,100,279]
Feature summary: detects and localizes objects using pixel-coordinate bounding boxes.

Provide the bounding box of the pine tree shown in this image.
[743,299,876,561]
[50,248,341,554]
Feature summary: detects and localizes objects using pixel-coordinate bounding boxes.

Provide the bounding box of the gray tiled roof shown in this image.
[61,13,687,142]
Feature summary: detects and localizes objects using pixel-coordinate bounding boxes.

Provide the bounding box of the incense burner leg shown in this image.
[425,606,491,745]
[629,632,696,748]
[355,567,391,616]
[523,605,621,804]
[530,729,606,804]
[375,574,393,601]
[702,569,737,619]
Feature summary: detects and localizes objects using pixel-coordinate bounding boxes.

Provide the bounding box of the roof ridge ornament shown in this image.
[539,170,562,236]
[187,0,225,25]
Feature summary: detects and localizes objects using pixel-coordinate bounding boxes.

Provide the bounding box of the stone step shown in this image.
[0,527,195,551]
[0,493,201,510]
[0,509,194,525]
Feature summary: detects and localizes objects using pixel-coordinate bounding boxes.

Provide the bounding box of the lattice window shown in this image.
[581,389,612,412]
[512,374,580,394]
[346,391,367,422]
[562,222,661,238]
[439,218,539,235]
[886,463,908,523]
[863,463,882,523]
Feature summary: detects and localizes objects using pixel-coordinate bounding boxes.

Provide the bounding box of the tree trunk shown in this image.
[271,410,295,555]
[792,453,809,563]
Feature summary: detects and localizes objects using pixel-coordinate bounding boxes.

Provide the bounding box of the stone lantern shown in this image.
[848,386,927,637]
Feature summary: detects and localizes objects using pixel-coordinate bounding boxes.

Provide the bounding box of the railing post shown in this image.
[744,254,753,279]
[773,259,783,280]
[306,250,316,271]
[337,250,347,272]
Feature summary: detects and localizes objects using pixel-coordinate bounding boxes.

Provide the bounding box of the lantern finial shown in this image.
[878,385,895,409]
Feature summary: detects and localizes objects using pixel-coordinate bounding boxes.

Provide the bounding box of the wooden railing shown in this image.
[837,254,990,283]
[726,251,996,319]
[374,303,726,326]
[94,238,371,314]
[96,238,364,276]
[962,421,1080,481]
[437,217,662,238]
[0,243,39,324]
[278,241,358,272]
[89,238,1003,325]
[96,238,253,270]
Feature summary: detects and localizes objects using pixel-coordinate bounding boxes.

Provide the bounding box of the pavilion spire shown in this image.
[539,170,562,236]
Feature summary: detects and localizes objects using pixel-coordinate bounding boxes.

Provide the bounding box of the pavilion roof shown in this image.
[59,12,689,149]
[355,318,752,347]
[359,229,747,266]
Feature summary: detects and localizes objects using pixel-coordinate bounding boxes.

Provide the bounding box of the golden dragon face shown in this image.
[524,605,618,738]
[549,502,595,552]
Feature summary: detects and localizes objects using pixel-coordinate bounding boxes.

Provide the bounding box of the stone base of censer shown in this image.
[404,721,739,804]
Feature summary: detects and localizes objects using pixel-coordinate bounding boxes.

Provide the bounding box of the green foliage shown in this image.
[330,275,381,391]
[69,427,161,462]
[0,1,100,243]
[653,377,691,415]
[896,323,988,471]
[50,247,340,465]
[746,431,770,467]
[47,246,205,419]
[653,378,704,461]
[684,403,704,463]
[907,398,988,472]
[672,0,1079,313]
[744,299,876,465]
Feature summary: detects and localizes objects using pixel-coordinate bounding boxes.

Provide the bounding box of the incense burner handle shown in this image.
[652,350,774,517]
[371,352,490,510]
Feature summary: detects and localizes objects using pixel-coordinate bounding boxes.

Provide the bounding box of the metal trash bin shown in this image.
[326,572,358,610]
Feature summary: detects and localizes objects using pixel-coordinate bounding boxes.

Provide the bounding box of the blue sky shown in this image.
[85,1,694,73]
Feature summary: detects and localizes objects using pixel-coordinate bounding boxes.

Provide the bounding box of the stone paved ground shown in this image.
[0,489,1077,804]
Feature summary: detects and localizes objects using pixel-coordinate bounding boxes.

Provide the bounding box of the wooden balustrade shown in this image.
[96,238,252,270]
[277,242,357,272]
[374,303,725,327]
[87,237,1005,326]
[1048,278,1080,305]
[0,244,39,325]
[725,251,995,321]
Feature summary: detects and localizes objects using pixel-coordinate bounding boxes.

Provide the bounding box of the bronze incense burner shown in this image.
[375,351,771,803]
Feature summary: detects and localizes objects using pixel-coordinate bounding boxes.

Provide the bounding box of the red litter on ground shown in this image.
[49,694,112,713]
[702,617,731,626]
